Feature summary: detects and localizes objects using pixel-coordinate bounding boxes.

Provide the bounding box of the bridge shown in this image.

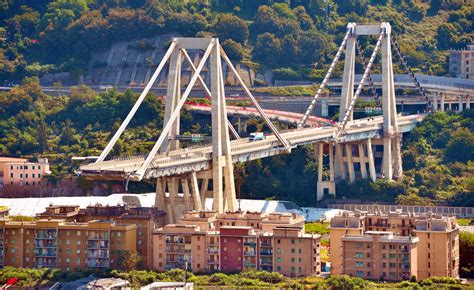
[78,23,469,223]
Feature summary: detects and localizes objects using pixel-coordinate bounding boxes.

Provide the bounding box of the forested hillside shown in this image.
[1,1,473,206]
[1,0,473,82]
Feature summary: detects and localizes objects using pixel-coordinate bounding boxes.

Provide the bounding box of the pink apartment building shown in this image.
[0,157,50,188]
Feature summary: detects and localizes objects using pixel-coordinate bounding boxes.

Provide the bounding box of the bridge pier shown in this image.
[316,143,335,201]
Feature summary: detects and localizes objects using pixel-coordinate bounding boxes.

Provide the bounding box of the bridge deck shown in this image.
[79,114,425,181]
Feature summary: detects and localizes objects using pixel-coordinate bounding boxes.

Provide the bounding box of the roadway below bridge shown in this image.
[79,113,426,181]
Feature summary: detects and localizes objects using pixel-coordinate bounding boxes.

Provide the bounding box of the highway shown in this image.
[79,113,425,181]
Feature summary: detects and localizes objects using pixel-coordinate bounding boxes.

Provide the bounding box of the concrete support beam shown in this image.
[346,144,355,182]
[358,143,367,179]
[441,94,445,112]
[155,177,166,211]
[190,172,202,211]
[367,139,376,182]
[200,178,209,210]
[182,178,191,212]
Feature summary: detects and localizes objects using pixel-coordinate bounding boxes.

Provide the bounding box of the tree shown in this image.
[215,14,249,43]
[445,127,474,163]
[460,232,474,278]
[221,39,243,61]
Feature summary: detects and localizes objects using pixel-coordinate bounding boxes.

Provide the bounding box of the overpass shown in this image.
[77,23,464,222]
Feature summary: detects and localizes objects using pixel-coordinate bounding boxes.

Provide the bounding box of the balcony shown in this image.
[260,250,273,256]
[260,243,272,247]
[88,241,109,249]
[88,260,109,268]
[244,252,256,256]
[244,242,256,247]
[35,263,56,268]
[207,248,219,254]
[207,259,219,264]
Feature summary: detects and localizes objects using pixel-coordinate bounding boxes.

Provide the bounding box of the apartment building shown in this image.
[449,45,474,79]
[0,157,50,188]
[0,218,136,270]
[37,204,166,269]
[330,210,459,280]
[152,211,321,277]
[341,231,418,281]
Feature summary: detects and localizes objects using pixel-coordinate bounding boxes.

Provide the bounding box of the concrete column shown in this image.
[466,96,471,109]
[459,95,463,112]
[154,177,166,211]
[358,143,367,179]
[433,93,438,111]
[335,144,346,180]
[182,178,191,212]
[339,35,357,122]
[210,43,224,213]
[448,101,452,111]
[382,137,392,179]
[321,99,329,117]
[441,94,445,112]
[346,143,355,183]
[329,144,335,185]
[168,177,178,223]
[200,178,209,210]
[316,143,324,201]
[190,172,203,211]
[367,139,376,182]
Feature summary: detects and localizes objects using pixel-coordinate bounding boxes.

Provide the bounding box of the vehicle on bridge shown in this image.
[249,132,265,142]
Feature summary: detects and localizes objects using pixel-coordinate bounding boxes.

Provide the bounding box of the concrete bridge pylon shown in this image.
[315,22,403,201]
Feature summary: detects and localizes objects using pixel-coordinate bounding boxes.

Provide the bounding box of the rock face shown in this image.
[83,35,255,87]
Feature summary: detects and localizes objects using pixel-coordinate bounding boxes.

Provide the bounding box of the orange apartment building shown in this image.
[0,157,50,188]
[152,211,321,277]
[341,231,418,281]
[0,218,136,270]
[36,204,167,269]
[330,210,459,281]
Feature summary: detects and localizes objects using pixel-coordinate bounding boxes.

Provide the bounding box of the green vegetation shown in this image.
[458,219,473,226]
[1,1,472,82]
[460,232,474,278]
[305,222,330,235]
[0,267,467,288]
[253,85,321,96]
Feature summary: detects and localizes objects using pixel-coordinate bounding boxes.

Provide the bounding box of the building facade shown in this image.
[0,157,50,188]
[449,45,474,79]
[153,211,321,277]
[37,204,167,269]
[0,218,136,271]
[330,211,459,281]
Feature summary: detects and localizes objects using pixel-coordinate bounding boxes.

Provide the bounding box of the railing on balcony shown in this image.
[260,250,273,256]
[87,259,110,268]
[244,241,257,247]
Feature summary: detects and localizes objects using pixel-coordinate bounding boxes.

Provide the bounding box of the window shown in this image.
[20,174,22,178]
[277,257,281,263]
[77,250,81,254]
[38,173,41,178]
[277,239,281,244]
[389,254,396,259]
[298,249,302,254]
[77,240,81,245]
[10,173,13,178]
[138,231,143,236]
[66,231,70,236]
[66,258,70,263]
[66,240,70,245]
[32,165,35,170]
[24,166,28,170]
[355,252,363,258]
[291,258,295,263]
[38,165,41,169]
[277,248,281,254]
[298,258,302,263]
[389,263,395,268]
[32,174,35,178]
[367,271,371,277]
[117,232,121,237]
[291,248,295,253]
[291,267,295,272]
[10,165,13,170]
[356,242,363,248]
[356,271,363,277]
[138,240,142,245]
[277,266,281,271]
[76,258,80,265]
[77,231,81,236]
[25,174,28,178]
[291,239,295,244]
[356,262,364,267]
[11,249,15,253]
[382,263,386,268]
[66,249,71,254]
